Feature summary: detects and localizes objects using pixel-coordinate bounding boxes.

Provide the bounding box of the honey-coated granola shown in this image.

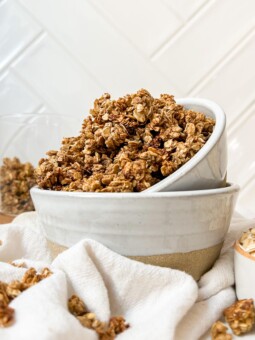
[211,321,232,340]
[224,299,255,336]
[239,228,255,255]
[0,267,52,327]
[35,89,215,192]
[68,295,129,339]
[0,157,36,215]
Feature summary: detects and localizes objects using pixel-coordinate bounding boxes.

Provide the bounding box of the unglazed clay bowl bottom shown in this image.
[145,98,227,192]
[31,183,239,280]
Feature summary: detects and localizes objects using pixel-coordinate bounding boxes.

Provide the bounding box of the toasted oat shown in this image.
[224,299,255,335]
[35,89,214,192]
[0,157,36,215]
[211,321,232,340]
[68,295,129,339]
[0,267,52,327]
[239,228,255,254]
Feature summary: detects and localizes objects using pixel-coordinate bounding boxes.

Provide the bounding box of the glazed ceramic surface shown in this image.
[31,183,239,256]
[234,241,255,301]
[145,98,227,192]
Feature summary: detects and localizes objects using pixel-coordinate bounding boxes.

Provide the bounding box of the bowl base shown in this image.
[47,240,223,281]
[130,242,223,281]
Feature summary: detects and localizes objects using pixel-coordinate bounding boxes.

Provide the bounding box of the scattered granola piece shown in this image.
[0,302,14,327]
[68,295,129,339]
[211,321,232,340]
[0,283,9,306]
[108,316,129,335]
[224,299,255,335]
[68,295,88,316]
[0,267,52,327]
[0,157,36,215]
[21,267,52,287]
[10,262,26,268]
[35,89,215,193]
[6,281,24,299]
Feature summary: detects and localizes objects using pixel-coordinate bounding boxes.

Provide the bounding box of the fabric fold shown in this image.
[0,212,253,339]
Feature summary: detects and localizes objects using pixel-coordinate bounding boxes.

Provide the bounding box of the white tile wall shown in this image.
[0,71,41,114]
[12,34,103,114]
[94,0,181,56]
[0,0,255,216]
[162,0,207,21]
[0,0,42,71]
[192,28,255,127]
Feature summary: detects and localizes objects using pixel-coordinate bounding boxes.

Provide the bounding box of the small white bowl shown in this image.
[235,240,255,301]
[145,98,227,192]
[31,183,238,259]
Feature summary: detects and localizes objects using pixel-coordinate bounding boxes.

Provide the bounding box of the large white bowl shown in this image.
[31,183,238,255]
[145,98,227,192]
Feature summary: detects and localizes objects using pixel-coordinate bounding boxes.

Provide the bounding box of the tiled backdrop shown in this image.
[0,0,255,216]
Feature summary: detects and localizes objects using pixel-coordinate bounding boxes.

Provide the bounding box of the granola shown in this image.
[35,89,215,192]
[224,299,255,335]
[211,321,232,340]
[0,267,52,327]
[239,228,255,254]
[68,295,129,339]
[0,157,36,215]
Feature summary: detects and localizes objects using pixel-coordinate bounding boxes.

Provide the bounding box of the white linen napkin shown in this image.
[0,212,254,340]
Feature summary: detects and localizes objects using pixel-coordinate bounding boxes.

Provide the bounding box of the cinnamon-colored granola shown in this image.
[0,157,36,215]
[35,89,215,192]
[0,267,52,327]
[224,299,255,335]
[239,228,255,255]
[68,295,129,339]
[211,321,232,340]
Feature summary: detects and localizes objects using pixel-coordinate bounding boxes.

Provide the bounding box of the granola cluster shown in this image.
[0,157,36,215]
[0,267,52,327]
[211,299,255,339]
[68,295,129,339]
[35,89,215,192]
[211,321,232,340]
[224,299,255,336]
[239,228,255,255]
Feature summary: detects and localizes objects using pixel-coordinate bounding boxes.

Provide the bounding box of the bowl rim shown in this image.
[31,182,239,199]
[144,97,226,192]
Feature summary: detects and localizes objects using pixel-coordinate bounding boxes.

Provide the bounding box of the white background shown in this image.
[0,0,255,216]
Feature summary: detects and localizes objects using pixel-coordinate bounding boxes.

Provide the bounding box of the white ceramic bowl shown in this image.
[145,98,227,192]
[234,240,255,301]
[31,183,238,255]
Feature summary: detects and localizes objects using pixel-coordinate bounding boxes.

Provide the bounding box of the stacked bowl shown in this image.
[31,98,239,280]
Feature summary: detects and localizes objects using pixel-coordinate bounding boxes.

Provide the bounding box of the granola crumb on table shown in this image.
[35,89,215,192]
[68,295,129,339]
